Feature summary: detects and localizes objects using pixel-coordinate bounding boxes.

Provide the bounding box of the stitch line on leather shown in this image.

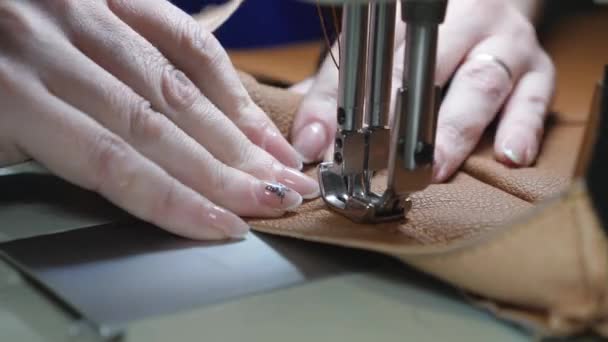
[460,165,567,204]
[251,172,536,256]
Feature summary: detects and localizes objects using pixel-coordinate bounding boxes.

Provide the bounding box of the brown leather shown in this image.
[545,8,608,122]
[240,72,608,337]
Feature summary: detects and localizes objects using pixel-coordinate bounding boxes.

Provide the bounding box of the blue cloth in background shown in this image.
[170,0,322,49]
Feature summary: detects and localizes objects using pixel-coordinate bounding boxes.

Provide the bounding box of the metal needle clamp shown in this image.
[318,0,448,223]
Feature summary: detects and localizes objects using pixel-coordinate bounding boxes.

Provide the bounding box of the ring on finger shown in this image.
[466,53,514,81]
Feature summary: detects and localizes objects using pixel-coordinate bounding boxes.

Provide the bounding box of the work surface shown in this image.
[1,7,607,342]
[1,172,531,342]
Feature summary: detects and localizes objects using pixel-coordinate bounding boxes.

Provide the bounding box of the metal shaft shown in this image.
[338,3,368,132]
[365,1,396,128]
[387,0,447,192]
[400,22,439,170]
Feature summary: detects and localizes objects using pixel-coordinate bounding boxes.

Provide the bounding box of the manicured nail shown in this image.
[207,205,250,238]
[501,137,529,166]
[292,122,328,163]
[263,126,303,170]
[275,165,320,199]
[432,165,441,183]
[255,181,303,211]
[432,148,446,183]
[433,165,449,183]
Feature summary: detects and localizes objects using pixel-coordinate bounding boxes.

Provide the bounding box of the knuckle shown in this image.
[176,18,203,50]
[232,95,255,124]
[126,101,167,142]
[505,22,537,51]
[137,49,170,76]
[225,136,255,170]
[197,98,222,125]
[209,162,231,195]
[234,144,262,173]
[511,18,536,40]
[89,134,133,193]
[238,118,268,146]
[161,69,199,113]
[187,25,225,69]
[0,3,36,39]
[150,178,179,224]
[440,117,484,144]
[459,61,510,101]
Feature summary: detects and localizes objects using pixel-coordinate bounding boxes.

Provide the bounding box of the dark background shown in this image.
[171,0,323,48]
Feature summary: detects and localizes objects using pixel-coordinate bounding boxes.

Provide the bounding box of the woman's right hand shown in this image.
[0,0,319,240]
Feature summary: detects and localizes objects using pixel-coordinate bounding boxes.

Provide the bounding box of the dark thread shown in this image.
[317,0,339,70]
[265,183,290,203]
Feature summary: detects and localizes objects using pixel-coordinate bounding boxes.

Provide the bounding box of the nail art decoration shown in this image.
[264,183,291,203]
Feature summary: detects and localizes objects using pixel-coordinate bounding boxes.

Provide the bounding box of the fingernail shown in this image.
[432,148,445,183]
[432,165,441,183]
[255,181,303,211]
[292,122,328,163]
[263,126,303,170]
[433,165,449,183]
[207,205,250,238]
[274,165,320,199]
[501,137,529,166]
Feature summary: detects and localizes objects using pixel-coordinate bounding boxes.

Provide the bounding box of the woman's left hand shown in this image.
[291,0,555,182]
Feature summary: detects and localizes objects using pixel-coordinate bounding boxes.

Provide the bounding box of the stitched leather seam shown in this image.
[460,168,537,204]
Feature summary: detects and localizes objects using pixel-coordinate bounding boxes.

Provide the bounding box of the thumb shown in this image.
[291,50,339,163]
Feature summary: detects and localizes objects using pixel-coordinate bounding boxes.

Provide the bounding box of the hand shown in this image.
[0,0,318,240]
[292,0,555,182]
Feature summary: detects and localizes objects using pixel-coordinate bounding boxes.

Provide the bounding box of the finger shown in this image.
[0,5,42,167]
[50,3,318,198]
[104,0,302,169]
[289,77,314,95]
[294,7,406,163]
[433,3,487,86]
[0,142,28,167]
[2,70,247,240]
[433,36,530,182]
[290,5,481,165]
[494,55,555,166]
[290,45,339,163]
[36,37,311,216]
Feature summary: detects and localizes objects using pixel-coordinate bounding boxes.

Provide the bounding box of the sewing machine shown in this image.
[1,3,605,341]
[311,0,448,222]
